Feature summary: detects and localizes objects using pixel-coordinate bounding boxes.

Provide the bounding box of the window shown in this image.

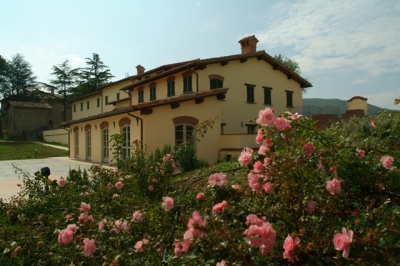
[246,84,255,103]
[75,131,79,158]
[167,81,175,97]
[183,76,192,93]
[150,86,156,101]
[116,92,120,101]
[247,124,257,134]
[105,96,108,104]
[87,101,90,109]
[73,105,76,112]
[138,90,144,103]
[263,87,272,105]
[122,125,130,158]
[175,124,195,145]
[210,79,223,89]
[80,103,83,111]
[103,128,109,163]
[97,98,100,107]
[286,91,294,107]
[86,130,91,160]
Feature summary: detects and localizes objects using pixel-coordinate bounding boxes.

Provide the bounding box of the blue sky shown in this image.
[1,0,399,109]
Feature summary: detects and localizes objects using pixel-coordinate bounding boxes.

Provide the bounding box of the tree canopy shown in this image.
[274,54,301,75]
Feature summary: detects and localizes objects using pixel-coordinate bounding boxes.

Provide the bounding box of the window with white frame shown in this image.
[175,124,195,145]
[86,130,91,160]
[102,128,109,163]
[122,125,131,158]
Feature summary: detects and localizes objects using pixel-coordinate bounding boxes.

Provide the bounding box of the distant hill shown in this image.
[302,98,383,117]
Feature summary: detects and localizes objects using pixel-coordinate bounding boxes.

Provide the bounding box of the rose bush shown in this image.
[1,102,400,265]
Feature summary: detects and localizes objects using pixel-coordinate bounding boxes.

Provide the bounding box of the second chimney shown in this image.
[238,35,259,54]
[136,65,145,75]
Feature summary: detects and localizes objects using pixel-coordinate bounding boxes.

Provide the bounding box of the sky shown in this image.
[1,0,400,109]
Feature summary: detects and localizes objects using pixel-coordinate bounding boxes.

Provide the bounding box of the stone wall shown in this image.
[9,107,51,136]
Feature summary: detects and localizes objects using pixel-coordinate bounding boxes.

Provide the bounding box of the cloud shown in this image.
[255,0,400,77]
[67,54,86,68]
[363,87,400,109]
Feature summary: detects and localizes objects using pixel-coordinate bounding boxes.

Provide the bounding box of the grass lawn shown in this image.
[0,142,68,160]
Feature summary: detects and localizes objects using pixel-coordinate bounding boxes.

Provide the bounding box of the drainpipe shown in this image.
[127,112,143,150]
[62,127,71,158]
[187,67,199,92]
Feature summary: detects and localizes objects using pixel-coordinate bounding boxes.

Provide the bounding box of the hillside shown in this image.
[303,98,383,116]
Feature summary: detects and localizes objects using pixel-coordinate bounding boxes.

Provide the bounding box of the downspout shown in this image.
[127,112,143,150]
[187,67,199,92]
[62,128,71,158]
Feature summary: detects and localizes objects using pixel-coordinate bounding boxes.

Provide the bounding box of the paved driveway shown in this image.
[0,157,114,200]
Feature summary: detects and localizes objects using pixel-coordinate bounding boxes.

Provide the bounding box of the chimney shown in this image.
[136,65,145,75]
[238,35,259,54]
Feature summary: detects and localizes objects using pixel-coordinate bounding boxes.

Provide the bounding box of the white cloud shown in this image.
[255,0,400,76]
[363,88,400,110]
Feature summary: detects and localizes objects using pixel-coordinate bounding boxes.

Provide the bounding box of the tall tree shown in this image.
[6,54,37,97]
[274,54,301,75]
[41,60,79,122]
[0,55,9,95]
[75,53,114,96]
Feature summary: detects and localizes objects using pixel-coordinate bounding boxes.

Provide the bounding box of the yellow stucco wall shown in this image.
[348,97,368,115]
[69,97,222,164]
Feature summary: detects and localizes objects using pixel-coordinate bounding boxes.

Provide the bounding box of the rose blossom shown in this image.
[107,183,113,189]
[113,220,128,233]
[283,234,301,263]
[255,129,264,144]
[263,183,273,193]
[253,161,264,173]
[212,200,228,213]
[258,144,268,155]
[307,200,316,215]
[356,148,365,158]
[98,219,107,230]
[67,224,78,232]
[148,185,154,191]
[82,238,96,258]
[264,157,271,165]
[196,192,204,199]
[65,214,73,220]
[208,172,228,187]
[58,229,74,244]
[302,142,315,156]
[216,260,228,266]
[115,181,124,189]
[231,184,240,190]
[238,147,253,166]
[256,107,275,127]
[274,117,290,130]
[248,172,263,193]
[79,213,94,223]
[162,197,174,211]
[133,210,143,223]
[333,227,353,258]
[326,178,341,195]
[80,202,91,213]
[134,239,149,252]
[243,215,276,256]
[58,178,67,187]
[191,211,206,227]
[380,155,394,169]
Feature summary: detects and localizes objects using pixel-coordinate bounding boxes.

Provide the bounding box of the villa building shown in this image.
[61,35,312,164]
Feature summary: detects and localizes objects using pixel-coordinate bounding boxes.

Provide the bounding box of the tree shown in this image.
[41,60,79,122]
[0,55,9,96]
[274,54,301,75]
[75,53,114,97]
[6,54,37,97]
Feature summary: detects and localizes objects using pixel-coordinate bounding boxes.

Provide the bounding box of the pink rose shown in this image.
[148,185,154,191]
[112,169,118,173]
[248,172,263,193]
[107,183,113,189]
[98,219,107,230]
[191,211,206,227]
[184,228,199,240]
[196,192,204,199]
[58,229,74,244]
[256,107,275,127]
[263,183,273,193]
[333,227,353,258]
[263,157,271,165]
[82,238,96,258]
[93,164,101,169]
[113,220,128,233]
[162,197,174,211]
[274,117,290,130]
[212,200,228,213]
[80,202,91,213]
[258,144,268,155]
[65,214,73,220]
[255,129,264,144]
[302,142,315,156]
[208,172,228,187]
[380,155,394,169]
[283,234,300,263]
[356,148,365,158]
[243,217,276,256]
[238,147,253,166]
[58,178,67,187]
[307,200,316,215]
[253,161,264,173]
[231,184,240,191]
[133,210,143,223]
[134,239,148,252]
[216,260,228,266]
[326,178,341,195]
[67,224,78,232]
[115,181,124,189]
[79,213,94,223]
[371,121,376,127]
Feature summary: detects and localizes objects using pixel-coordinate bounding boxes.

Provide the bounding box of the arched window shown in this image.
[209,74,224,89]
[86,130,92,160]
[102,128,109,163]
[175,124,195,145]
[122,125,131,158]
[74,129,79,158]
